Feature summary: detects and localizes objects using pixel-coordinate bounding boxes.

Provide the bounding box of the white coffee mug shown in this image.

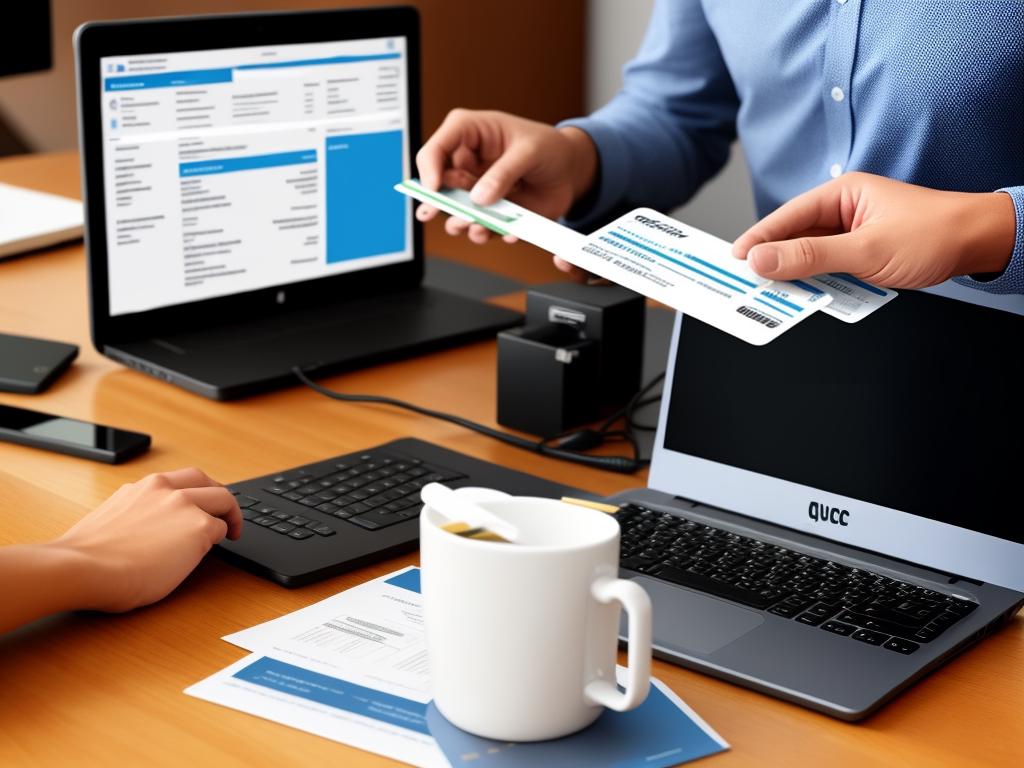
[420,488,652,742]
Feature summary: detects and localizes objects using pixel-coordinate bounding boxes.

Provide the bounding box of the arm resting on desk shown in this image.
[0,468,241,634]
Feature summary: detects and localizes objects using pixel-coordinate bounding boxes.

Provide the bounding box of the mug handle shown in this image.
[583,576,652,711]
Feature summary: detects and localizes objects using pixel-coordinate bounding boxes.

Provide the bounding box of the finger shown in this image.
[747,231,874,282]
[468,224,492,244]
[733,180,849,259]
[416,110,476,190]
[441,168,478,190]
[445,216,471,237]
[502,234,519,244]
[469,141,536,206]
[416,203,439,222]
[179,486,243,541]
[553,257,591,282]
[158,467,221,490]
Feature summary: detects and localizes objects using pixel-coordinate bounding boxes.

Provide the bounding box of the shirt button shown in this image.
[830,163,843,178]
[831,86,845,102]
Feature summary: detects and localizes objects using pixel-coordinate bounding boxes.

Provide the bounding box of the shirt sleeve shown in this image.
[557,0,740,232]
[953,186,1024,295]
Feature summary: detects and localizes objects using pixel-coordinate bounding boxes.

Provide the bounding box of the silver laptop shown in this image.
[610,280,1023,720]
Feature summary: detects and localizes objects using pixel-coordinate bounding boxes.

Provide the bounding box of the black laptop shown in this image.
[75,8,519,400]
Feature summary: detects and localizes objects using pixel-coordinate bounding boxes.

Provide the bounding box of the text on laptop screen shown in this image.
[100,38,412,316]
[663,289,1023,546]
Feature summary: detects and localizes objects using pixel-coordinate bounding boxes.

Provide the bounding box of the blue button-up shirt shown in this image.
[563,0,1024,294]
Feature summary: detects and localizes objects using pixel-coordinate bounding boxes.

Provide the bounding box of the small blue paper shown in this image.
[426,678,727,768]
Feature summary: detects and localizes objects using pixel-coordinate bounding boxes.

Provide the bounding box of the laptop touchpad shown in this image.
[630,576,765,655]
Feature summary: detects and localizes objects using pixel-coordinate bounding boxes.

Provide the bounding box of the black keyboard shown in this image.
[231,451,466,539]
[617,504,978,655]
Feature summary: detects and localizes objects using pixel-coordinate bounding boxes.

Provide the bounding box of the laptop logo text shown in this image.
[808,501,849,526]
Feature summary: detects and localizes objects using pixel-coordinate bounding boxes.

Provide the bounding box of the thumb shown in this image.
[747,232,868,281]
[469,142,536,205]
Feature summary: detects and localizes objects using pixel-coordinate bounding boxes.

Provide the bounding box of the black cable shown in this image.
[293,366,653,474]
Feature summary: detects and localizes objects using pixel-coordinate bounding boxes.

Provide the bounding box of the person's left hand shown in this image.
[731,173,1016,289]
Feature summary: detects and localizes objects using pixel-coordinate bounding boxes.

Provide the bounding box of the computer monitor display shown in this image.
[99,37,412,316]
[651,284,1024,589]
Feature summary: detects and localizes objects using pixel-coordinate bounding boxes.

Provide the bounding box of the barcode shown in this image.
[737,305,780,328]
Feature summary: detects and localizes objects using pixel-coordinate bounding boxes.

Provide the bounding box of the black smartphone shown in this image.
[0,333,79,394]
[0,403,150,464]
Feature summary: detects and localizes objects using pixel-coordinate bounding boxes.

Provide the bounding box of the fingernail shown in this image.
[469,179,493,205]
[750,246,779,274]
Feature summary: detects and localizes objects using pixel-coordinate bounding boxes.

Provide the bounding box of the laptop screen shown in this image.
[99,37,412,316]
[662,287,1023,546]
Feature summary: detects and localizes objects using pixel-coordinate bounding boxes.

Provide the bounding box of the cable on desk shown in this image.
[292,366,664,474]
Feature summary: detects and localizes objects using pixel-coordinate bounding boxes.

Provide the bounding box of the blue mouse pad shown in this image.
[425,677,728,768]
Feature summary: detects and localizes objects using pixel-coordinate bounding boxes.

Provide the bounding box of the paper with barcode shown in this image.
[397,180,897,344]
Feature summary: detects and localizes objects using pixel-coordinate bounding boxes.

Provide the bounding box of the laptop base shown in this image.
[106,286,521,399]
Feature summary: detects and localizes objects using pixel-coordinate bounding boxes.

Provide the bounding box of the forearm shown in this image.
[0,542,99,634]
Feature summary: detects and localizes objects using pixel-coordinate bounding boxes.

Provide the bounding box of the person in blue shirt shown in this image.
[416,0,1023,294]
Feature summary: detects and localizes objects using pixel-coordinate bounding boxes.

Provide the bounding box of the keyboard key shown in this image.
[347,502,370,515]
[287,528,314,540]
[298,497,321,508]
[271,510,292,520]
[805,603,838,619]
[235,495,260,509]
[252,516,277,527]
[349,515,384,530]
[913,626,939,642]
[795,612,827,626]
[768,603,799,618]
[652,565,780,609]
[821,620,856,636]
[263,486,288,495]
[883,637,920,655]
[309,524,335,536]
[270,522,296,534]
[241,508,261,521]
[282,492,303,502]
[852,629,889,646]
[296,484,322,495]
[316,502,340,514]
[254,504,278,515]
[287,516,312,526]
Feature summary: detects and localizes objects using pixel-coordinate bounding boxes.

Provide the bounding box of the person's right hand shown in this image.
[415,109,598,274]
[51,468,242,613]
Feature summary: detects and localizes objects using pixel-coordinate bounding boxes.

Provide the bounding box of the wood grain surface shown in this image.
[0,152,1020,767]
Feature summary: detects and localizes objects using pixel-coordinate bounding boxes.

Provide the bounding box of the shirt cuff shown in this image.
[953,186,1024,295]
[556,116,630,232]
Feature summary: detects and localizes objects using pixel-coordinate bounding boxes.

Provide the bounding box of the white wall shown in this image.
[586,0,755,240]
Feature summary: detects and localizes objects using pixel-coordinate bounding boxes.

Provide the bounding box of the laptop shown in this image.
[74,8,519,400]
[607,280,1024,719]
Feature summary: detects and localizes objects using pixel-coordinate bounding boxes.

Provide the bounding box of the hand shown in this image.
[51,468,241,612]
[732,173,1016,289]
[415,109,598,277]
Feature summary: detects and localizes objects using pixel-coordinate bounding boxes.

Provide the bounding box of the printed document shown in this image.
[396,180,898,343]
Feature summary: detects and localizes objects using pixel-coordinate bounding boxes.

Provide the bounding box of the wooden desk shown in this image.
[0,152,1020,767]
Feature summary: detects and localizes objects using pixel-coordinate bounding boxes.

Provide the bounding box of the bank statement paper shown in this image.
[397,179,836,346]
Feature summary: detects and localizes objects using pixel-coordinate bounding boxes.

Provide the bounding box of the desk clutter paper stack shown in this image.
[186,567,728,767]
[396,179,898,345]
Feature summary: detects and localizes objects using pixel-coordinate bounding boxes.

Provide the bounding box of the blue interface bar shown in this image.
[179,150,316,177]
[105,68,232,91]
[236,53,400,70]
[104,53,400,92]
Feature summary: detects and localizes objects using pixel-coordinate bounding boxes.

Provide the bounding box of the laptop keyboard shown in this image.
[231,451,466,538]
[617,504,978,655]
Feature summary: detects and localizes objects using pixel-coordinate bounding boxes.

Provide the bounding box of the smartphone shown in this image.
[0,403,150,464]
[0,333,78,394]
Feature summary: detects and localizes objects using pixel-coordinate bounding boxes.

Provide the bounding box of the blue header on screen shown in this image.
[104,53,400,91]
